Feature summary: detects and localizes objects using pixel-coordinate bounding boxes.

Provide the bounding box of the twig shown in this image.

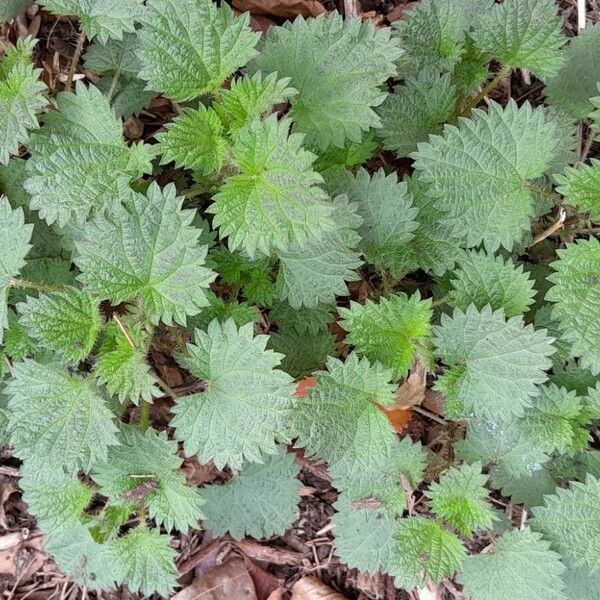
[519,508,528,530]
[578,0,586,31]
[343,0,360,19]
[530,208,567,246]
[112,314,136,348]
[412,405,447,425]
[66,28,86,91]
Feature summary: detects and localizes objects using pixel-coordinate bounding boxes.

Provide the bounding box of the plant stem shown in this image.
[66,28,86,91]
[460,66,511,116]
[9,278,64,293]
[138,399,150,431]
[113,314,136,348]
[106,69,121,104]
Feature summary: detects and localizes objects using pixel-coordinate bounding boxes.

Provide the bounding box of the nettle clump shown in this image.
[1,0,600,597]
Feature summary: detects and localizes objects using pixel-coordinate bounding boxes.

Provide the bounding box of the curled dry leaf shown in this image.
[233,0,326,18]
[295,376,317,398]
[291,576,348,600]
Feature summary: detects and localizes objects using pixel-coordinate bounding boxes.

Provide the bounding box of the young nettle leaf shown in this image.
[6,360,118,474]
[377,70,456,157]
[489,462,558,508]
[545,23,600,120]
[426,462,496,536]
[210,116,333,259]
[276,196,363,308]
[269,302,333,337]
[25,82,154,226]
[556,159,600,222]
[202,447,301,540]
[137,0,259,101]
[94,322,160,404]
[392,517,466,589]
[18,288,101,362]
[339,293,432,379]
[39,0,143,42]
[325,169,418,276]
[472,0,564,80]
[447,251,536,317]
[533,475,600,570]
[0,198,32,344]
[0,38,47,165]
[547,238,600,375]
[251,13,401,150]
[75,182,215,326]
[92,427,204,533]
[458,529,567,600]
[412,100,559,251]
[172,319,296,470]
[434,305,555,418]
[188,292,258,331]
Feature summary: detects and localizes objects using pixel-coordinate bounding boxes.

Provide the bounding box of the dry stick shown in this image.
[530,207,567,246]
[65,28,86,91]
[578,0,586,31]
[412,405,447,425]
[343,0,360,19]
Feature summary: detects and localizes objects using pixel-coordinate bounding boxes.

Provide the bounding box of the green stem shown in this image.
[106,69,121,104]
[523,183,563,205]
[66,28,86,91]
[431,295,449,308]
[460,66,511,116]
[138,399,150,431]
[9,278,64,293]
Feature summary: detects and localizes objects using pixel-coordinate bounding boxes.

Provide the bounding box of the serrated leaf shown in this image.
[563,561,600,600]
[95,74,154,119]
[534,304,572,366]
[0,0,33,21]
[489,462,557,507]
[84,32,142,75]
[377,70,455,157]
[556,159,600,222]
[547,238,600,375]
[18,287,101,362]
[324,169,418,275]
[339,293,432,379]
[94,322,160,404]
[472,0,564,80]
[313,132,378,172]
[112,526,177,597]
[188,292,258,332]
[412,100,559,251]
[427,462,495,536]
[202,446,301,540]
[6,360,118,473]
[75,182,215,326]
[269,302,333,336]
[0,38,47,164]
[448,251,536,317]
[392,516,466,589]
[25,82,154,226]
[210,115,332,258]
[172,319,295,470]
[545,23,600,120]
[137,0,259,101]
[458,528,567,600]
[39,0,143,42]
[157,104,226,178]
[551,360,599,394]
[533,475,600,570]
[251,13,401,150]
[276,195,362,308]
[433,305,555,418]
[92,426,204,533]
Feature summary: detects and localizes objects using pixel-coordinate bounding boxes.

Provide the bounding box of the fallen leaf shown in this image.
[381,406,412,433]
[291,576,348,600]
[295,376,317,398]
[233,0,326,18]
[180,456,219,486]
[386,1,417,21]
[393,357,426,410]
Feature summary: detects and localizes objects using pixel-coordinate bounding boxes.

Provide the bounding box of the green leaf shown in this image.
[84,32,142,75]
[434,305,555,418]
[202,447,301,539]
[427,462,495,536]
[551,360,599,394]
[112,526,177,597]
[489,462,557,507]
[377,70,455,157]
[6,360,118,473]
[188,292,258,332]
[157,105,227,178]
[534,304,573,366]
[39,0,143,42]
[0,198,32,344]
[313,132,378,172]
[547,238,600,374]
[556,159,600,222]
[472,0,564,80]
[94,322,160,404]
[533,475,600,570]
[92,426,204,533]
[0,38,47,165]
[137,0,259,101]
[172,319,295,470]
[25,82,154,226]
[269,302,333,336]
[562,561,600,600]
[95,74,154,119]
[545,23,600,120]
[392,517,466,589]
[458,528,567,600]
[339,293,432,379]
[276,195,363,308]
[324,169,418,276]
[0,0,33,21]
[209,116,332,259]
[75,182,215,326]
[18,288,101,362]
[447,251,536,317]
[412,100,559,251]
[251,13,401,150]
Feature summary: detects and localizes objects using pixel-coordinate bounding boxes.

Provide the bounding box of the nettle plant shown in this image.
[1,0,600,597]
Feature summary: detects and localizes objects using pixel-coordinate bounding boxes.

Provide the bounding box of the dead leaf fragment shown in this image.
[233,0,326,18]
[295,376,317,398]
[393,357,426,410]
[291,576,348,600]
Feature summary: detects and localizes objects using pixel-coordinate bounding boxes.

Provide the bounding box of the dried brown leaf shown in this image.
[233,0,326,18]
[291,577,348,600]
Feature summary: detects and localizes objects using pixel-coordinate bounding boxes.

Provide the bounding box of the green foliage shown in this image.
[339,293,432,378]
[556,159,600,222]
[202,447,301,539]
[0,0,32,21]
